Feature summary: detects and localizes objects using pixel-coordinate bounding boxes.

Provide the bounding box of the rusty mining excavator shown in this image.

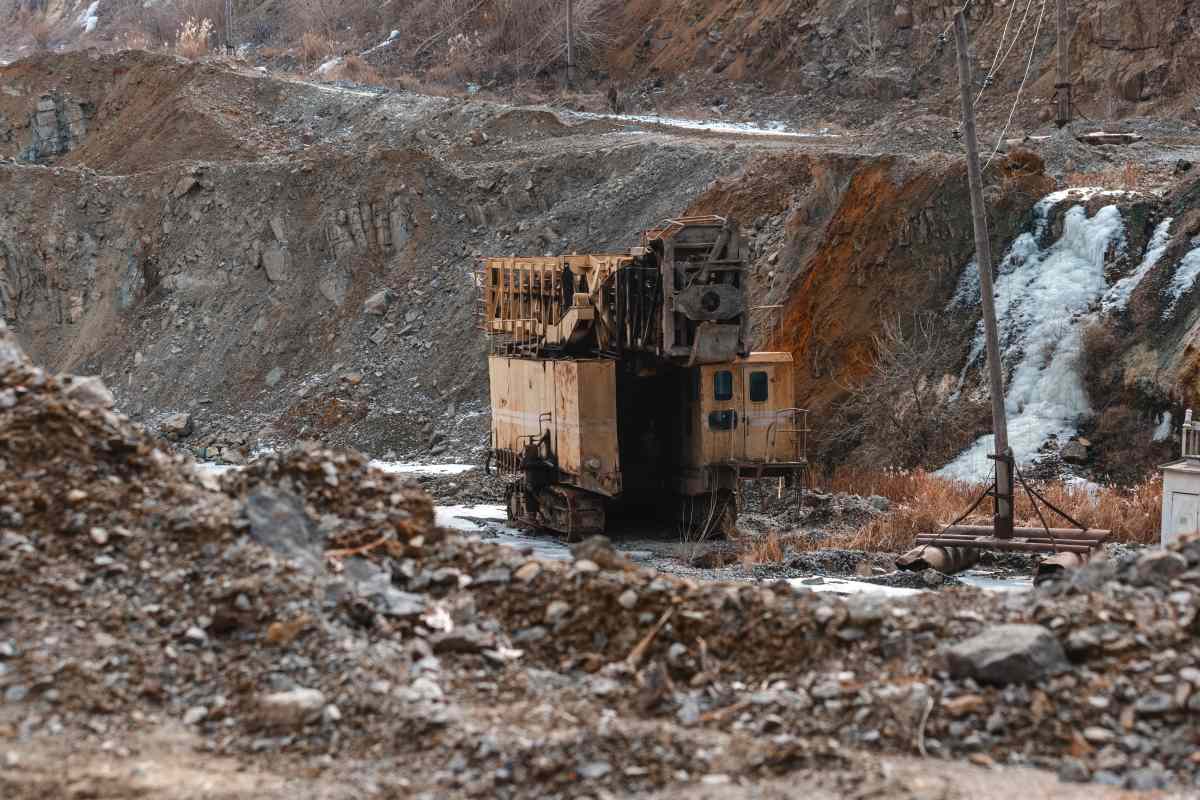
[480,216,808,538]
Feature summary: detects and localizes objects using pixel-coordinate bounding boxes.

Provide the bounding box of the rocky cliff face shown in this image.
[1,48,1198,479]
[609,0,1200,127]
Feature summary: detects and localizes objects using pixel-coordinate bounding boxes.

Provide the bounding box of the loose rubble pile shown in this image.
[1,324,1198,796]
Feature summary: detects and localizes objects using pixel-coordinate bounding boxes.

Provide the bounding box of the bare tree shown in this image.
[830,312,986,470]
[847,0,882,71]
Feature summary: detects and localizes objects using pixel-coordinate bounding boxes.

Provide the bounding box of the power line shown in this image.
[983,0,1049,169]
[974,0,1037,110]
[937,0,976,44]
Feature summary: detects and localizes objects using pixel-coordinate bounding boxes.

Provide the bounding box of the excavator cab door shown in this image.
[741,364,776,461]
[703,366,740,464]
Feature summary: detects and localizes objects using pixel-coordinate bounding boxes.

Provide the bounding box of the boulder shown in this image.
[1060,440,1089,465]
[62,375,115,409]
[363,288,394,316]
[945,624,1068,684]
[159,412,194,439]
[244,486,325,567]
[1132,550,1187,585]
[256,687,326,729]
[0,322,25,372]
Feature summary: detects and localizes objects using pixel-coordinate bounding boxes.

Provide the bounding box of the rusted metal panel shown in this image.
[490,356,620,498]
[553,360,620,496]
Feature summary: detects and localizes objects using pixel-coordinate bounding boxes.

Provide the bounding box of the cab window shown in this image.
[708,410,736,431]
[749,371,769,403]
[713,370,733,402]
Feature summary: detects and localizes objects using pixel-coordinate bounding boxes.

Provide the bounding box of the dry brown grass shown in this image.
[299,31,331,68]
[757,468,1163,557]
[1063,162,1144,191]
[324,54,384,85]
[739,530,785,566]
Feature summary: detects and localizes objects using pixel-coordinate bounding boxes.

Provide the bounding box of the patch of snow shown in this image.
[1153,411,1173,442]
[436,504,571,561]
[1063,475,1101,497]
[194,461,239,477]
[1101,217,1173,312]
[77,0,100,33]
[370,461,476,476]
[939,194,1128,482]
[316,57,342,75]
[435,503,506,531]
[1165,238,1200,316]
[560,110,833,139]
[361,30,401,56]
[948,258,981,309]
[957,572,1032,592]
[788,577,924,598]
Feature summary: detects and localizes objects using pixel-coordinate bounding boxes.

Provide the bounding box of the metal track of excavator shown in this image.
[507,481,606,541]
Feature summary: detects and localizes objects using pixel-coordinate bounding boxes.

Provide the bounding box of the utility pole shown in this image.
[225,0,235,51]
[1055,0,1071,127]
[954,10,1013,539]
[566,0,576,86]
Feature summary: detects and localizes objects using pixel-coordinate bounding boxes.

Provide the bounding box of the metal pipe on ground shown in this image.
[943,525,1109,540]
[895,545,981,575]
[924,535,1105,548]
[1035,551,1088,585]
[911,537,1095,555]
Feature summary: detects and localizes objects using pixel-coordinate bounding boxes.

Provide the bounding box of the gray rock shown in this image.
[363,289,394,315]
[473,568,511,585]
[0,322,26,372]
[430,626,492,654]
[1124,767,1168,791]
[845,594,885,625]
[545,601,570,623]
[1057,758,1090,783]
[257,687,326,729]
[617,589,638,610]
[944,624,1068,684]
[265,367,284,387]
[262,246,289,282]
[244,486,324,566]
[866,495,890,512]
[182,706,208,725]
[159,412,194,438]
[63,375,114,409]
[1134,691,1174,715]
[1060,440,1089,465]
[1133,550,1187,585]
[920,568,944,587]
[577,761,611,780]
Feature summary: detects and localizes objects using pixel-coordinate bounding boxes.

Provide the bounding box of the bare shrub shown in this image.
[405,0,617,81]
[299,30,331,67]
[29,12,52,50]
[790,467,1162,554]
[833,312,986,470]
[289,0,379,40]
[122,30,154,51]
[1079,322,1120,388]
[739,530,785,566]
[1064,162,1145,191]
[175,16,213,59]
[325,54,383,84]
[846,0,882,71]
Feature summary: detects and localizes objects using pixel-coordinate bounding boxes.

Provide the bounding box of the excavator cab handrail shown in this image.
[765,408,811,464]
